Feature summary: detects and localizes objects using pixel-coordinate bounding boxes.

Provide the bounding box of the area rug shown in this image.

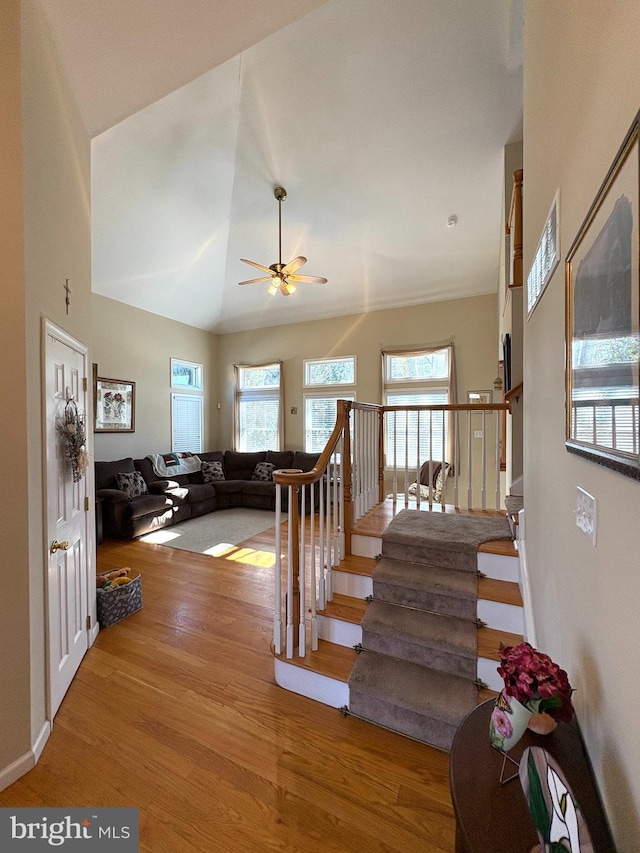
[140,508,284,556]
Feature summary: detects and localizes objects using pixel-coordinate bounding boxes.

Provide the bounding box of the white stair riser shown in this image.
[351,534,382,558]
[317,614,362,648]
[274,659,349,708]
[477,551,519,583]
[477,599,524,634]
[332,570,373,598]
[477,657,504,692]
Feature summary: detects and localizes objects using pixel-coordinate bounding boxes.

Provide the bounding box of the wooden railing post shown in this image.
[341,401,353,557]
[289,484,300,656]
[377,407,385,503]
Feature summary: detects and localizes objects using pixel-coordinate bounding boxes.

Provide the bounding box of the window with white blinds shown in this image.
[304,394,355,453]
[234,363,282,451]
[383,346,453,466]
[171,393,203,452]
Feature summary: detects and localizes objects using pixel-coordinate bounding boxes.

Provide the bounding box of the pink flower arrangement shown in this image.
[497,642,574,724]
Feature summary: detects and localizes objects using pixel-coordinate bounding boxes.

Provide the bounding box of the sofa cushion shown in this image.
[292,451,321,473]
[116,471,148,498]
[127,493,173,520]
[95,457,136,491]
[252,461,275,481]
[224,450,266,480]
[202,460,225,482]
[266,450,294,470]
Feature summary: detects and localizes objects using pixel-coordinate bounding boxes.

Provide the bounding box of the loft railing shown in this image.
[272,398,511,659]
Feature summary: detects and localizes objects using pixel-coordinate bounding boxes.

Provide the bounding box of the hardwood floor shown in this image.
[0,524,456,852]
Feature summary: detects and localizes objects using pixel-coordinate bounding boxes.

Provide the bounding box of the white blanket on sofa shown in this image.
[147,452,202,478]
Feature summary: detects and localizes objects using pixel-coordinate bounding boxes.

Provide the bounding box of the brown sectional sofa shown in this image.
[95,449,320,540]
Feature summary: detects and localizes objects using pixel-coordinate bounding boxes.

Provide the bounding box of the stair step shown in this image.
[361,600,477,680]
[477,626,523,661]
[274,639,356,682]
[478,577,522,607]
[348,649,478,751]
[373,556,477,619]
[317,593,367,624]
[381,510,513,573]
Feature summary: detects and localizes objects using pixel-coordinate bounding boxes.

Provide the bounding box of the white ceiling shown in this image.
[41,0,523,334]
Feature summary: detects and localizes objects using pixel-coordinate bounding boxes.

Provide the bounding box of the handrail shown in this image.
[272,399,352,487]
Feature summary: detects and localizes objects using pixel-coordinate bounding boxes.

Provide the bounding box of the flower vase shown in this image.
[489,690,534,752]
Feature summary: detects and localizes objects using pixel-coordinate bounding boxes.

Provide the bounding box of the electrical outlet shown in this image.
[576,486,597,545]
[474,430,483,439]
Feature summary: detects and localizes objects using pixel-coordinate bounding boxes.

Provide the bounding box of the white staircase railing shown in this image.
[273,399,511,659]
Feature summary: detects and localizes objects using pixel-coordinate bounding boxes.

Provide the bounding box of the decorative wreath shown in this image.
[58,397,89,482]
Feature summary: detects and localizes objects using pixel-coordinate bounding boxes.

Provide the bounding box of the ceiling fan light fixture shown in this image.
[239,186,326,295]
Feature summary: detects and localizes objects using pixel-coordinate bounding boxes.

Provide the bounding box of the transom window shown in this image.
[304,356,356,387]
[171,358,203,390]
[234,362,282,452]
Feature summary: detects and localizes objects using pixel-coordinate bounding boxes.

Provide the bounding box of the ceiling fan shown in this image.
[239,186,328,296]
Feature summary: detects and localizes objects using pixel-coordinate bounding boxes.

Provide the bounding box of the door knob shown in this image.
[50,540,70,554]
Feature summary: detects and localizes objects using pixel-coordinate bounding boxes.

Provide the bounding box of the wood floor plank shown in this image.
[0,522,456,852]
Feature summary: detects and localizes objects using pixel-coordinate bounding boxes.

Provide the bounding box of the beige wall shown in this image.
[217,294,498,455]
[0,0,93,778]
[524,2,640,846]
[0,0,32,771]
[92,295,219,461]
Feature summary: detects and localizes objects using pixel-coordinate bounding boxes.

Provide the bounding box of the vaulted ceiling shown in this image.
[41,0,523,333]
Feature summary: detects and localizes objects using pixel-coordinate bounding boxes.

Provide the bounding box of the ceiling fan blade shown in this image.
[287,274,328,284]
[238,276,273,286]
[240,258,273,274]
[281,256,307,275]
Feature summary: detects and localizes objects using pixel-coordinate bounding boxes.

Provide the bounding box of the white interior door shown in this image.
[45,322,91,718]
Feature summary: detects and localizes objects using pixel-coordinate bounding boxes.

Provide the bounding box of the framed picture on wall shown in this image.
[565,110,640,478]
[94,376,136,432]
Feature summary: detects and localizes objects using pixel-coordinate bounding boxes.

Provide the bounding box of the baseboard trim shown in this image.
[516,508,537,646]
[0,721,51,792]
[32,720,51,763]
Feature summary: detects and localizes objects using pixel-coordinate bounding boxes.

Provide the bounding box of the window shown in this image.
[383,345,455,466]
[171,393,203,452]
[304,356,356,387]
[171,358,202,390]
[303,356,356,452]
[305,394,355,453]
[234,362,282,451]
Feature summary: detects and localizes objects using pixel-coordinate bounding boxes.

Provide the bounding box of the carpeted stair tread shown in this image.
[373,556,477,619]
[348,650,478,750]
[361,600,476,679]
[382,509,513,572]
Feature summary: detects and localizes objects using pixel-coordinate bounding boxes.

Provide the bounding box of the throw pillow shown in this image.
[201,460,225,482]
[115,471,148,499]
[252,461,275,481]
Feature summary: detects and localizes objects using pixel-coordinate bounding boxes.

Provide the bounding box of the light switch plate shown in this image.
[576,486,597,545]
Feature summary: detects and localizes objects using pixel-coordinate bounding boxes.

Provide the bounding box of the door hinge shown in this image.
[84,496,90,512]
[83,376,88,392]
[86,614,91,631]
